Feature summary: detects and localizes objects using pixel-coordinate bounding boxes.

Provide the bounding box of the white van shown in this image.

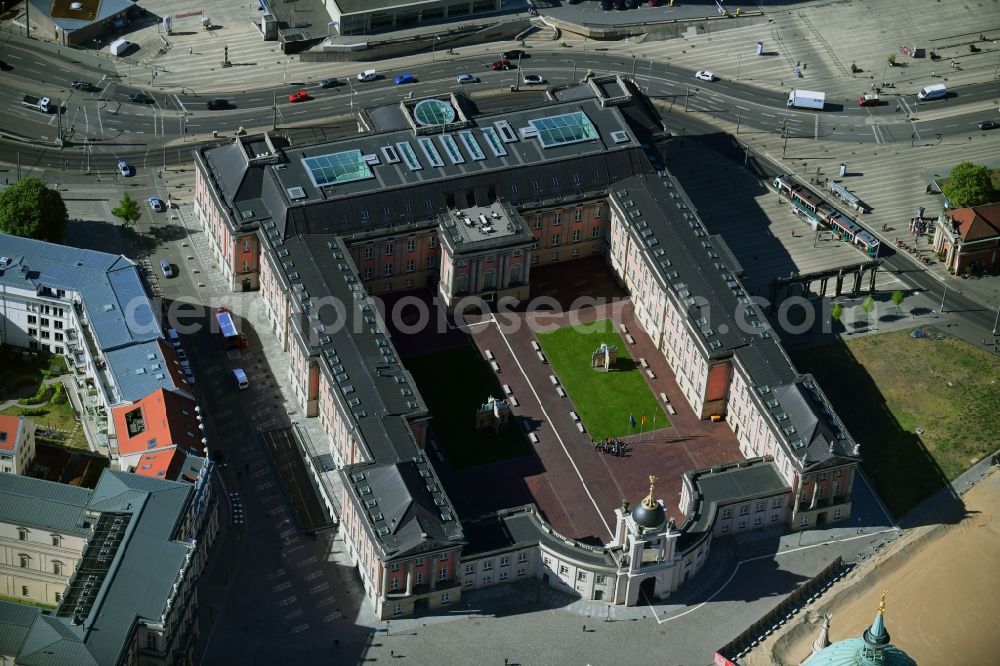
[160,258,174,278]
[357,69,377,82]
[108,38,134,56]
[917,83,946,101]
[233,368,249,390]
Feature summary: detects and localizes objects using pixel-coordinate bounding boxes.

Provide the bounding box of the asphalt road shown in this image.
[1,39,999,170]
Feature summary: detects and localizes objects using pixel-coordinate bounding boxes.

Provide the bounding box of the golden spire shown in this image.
[877,590,887,615]
[643,475,657,509]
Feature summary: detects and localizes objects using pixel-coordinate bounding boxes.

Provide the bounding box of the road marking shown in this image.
[173,94,187,113]
[871,126,882,144]
[489,314,614,539]
[649,526,900,624]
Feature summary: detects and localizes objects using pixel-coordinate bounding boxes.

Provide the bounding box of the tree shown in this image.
[0,177,68,244]
[862,295,875,318]
[112,193,142,228]
[830,303,843,321]
[941,161,993,208]
[891,290,904,312]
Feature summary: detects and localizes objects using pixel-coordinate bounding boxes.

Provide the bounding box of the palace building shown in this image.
[193,79,862,616]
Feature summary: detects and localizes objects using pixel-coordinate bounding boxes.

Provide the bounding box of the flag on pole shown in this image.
[629,414,636,428]
[641,414,647,426]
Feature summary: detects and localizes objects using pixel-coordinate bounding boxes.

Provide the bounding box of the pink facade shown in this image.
[348,231,440,295]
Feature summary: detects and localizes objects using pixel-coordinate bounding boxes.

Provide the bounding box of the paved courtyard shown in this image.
[395,258,746,544]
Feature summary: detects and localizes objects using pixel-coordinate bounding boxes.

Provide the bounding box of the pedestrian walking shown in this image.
[189,47,193,55]
[582,624,586,632]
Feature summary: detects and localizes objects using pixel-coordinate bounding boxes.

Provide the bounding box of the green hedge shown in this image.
[50,382,67,404]
[18,407,47,417]
[20,385,54,406]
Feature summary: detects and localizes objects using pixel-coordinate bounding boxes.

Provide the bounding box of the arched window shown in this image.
[510,264,523,284]
[483,269,496,290]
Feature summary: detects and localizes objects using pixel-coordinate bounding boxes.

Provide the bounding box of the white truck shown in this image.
[21,95,50,113]
[787,89,825,110]
[108,38,133,56]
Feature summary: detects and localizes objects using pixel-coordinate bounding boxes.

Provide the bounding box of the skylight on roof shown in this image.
[302,149,374,187]
[481,127,507,157]
[459,131,485,161]
[439,135,465,165]
[396,142,423,171]
[529,111,599,148]
[418,137,445,168]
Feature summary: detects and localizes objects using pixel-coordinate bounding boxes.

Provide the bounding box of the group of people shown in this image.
[592,437,629,457]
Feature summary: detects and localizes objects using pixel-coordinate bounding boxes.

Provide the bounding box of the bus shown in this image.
[215,307,240,350]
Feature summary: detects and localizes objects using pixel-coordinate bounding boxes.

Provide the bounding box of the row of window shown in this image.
[720,498,784,519]
[463,552,528,574]
[25,315,65,329]
[26,303,66,316]
[14,529,62,546]
[360,256,437,280]
[26,328,65,342]
[388,567,449,591]
[721,515,781,532]
[463,567,527,587]
[14,554,64,574]
[362,237,437,259]
[16,584,62,602]
[392,592,450,615]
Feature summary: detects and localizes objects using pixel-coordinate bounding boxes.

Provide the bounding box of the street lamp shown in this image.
[432,35,440,62]
[736,54,742,81]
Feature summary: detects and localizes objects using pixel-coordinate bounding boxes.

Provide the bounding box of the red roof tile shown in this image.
[0,415,23,452]
[132,447,185,480]
[111,388,203,457]
[948,202,1000,242]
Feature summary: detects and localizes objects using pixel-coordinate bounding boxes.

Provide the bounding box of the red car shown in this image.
[288,90,309,103]
[857,93,880,107]
[490,59,514,71]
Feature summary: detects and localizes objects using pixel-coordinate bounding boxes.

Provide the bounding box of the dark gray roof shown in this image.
[0,470,197,666]
[199,97,644,242]
[462,505,618,568]
[270,234,428,463]
[609,175,858,467]
[677,458,789,553]
[341,456,464,560]
[0,473,92,535]
[0,601,39,657]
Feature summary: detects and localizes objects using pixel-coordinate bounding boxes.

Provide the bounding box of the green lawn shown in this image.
[404,346,532,468]
[793,326,1000,517]
[536,319,667,441]
[1,399,86,450]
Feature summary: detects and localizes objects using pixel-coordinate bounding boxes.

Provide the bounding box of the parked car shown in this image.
[976,120,998,130]
[491,60,514,71]
[128,92,153,104]
[523,74,546,85]
[118,161,131,176]
[288,90,309,103]
[501,50,527,60]
[148,196,164,212]
[206,98,230,110]
[320,77,339,88]
[625,0,639,7]
[394,73,415,85]
[160,258,174,279]
[694,71,717,82]
[71,80,95,91]
[456,74,479,84]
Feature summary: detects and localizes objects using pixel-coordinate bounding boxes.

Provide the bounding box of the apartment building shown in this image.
[0,469,217,664]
